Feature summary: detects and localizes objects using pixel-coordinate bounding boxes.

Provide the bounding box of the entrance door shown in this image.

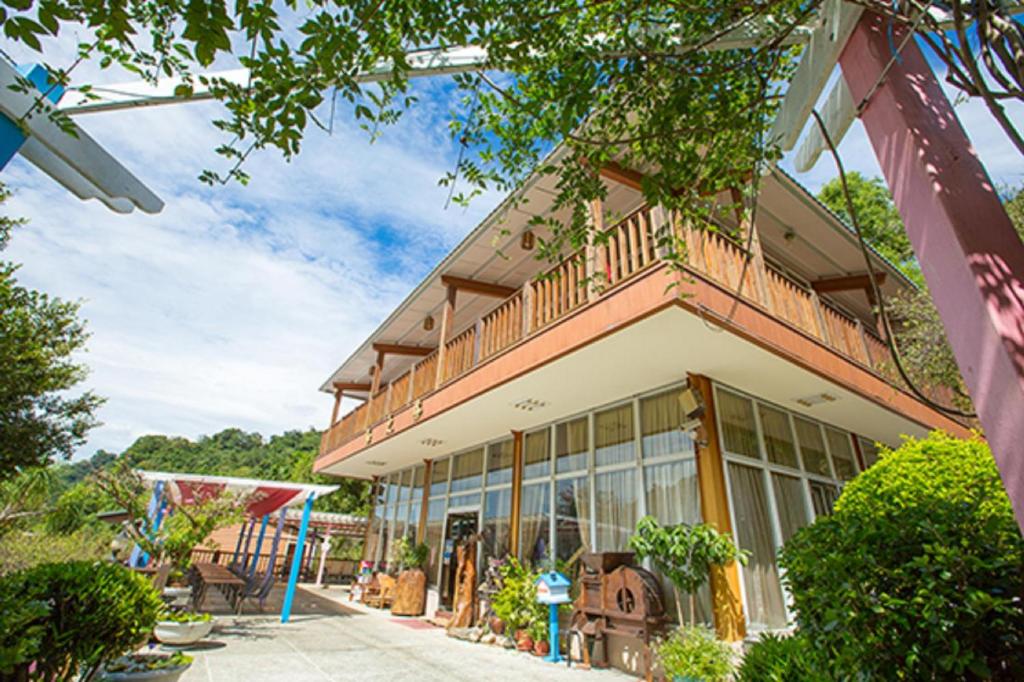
[440,511,478,609]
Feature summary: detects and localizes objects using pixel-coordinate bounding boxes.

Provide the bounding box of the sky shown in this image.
[2,36,1022,462]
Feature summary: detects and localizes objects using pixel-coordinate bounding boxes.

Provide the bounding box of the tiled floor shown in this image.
[177,585,633,681]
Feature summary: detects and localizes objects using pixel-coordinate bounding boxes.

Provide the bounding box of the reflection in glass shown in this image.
[556,418,589,473]
[594,469,638,551]
[640,389,696,459]
[718,390,759,458]
[759,404,798,468]
[486,439,515,486]
[450,448,484,492]
[794,418,830,476]
[524,430,551,479]
[520,481,551,566]
[595,404,635,466]
[555,476,590,562]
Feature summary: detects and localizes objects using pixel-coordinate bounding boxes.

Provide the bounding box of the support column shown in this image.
[508,431,524,558]
[688,373,745,641]
[248,514,270,578]
[316,535,332,586]
[330,388,344,426]
[435,284,458,385]
[369,349,385,396]
[841,13,1024,528]
[282,493,315,623]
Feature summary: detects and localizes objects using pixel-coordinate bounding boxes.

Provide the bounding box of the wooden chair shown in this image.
[366,574,397,609]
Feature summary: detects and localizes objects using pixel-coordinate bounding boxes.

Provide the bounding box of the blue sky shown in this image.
[2,39,1022,461]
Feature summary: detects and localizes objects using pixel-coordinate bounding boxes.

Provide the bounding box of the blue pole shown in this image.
[248,514,270,577]
[544,603,561,664]
[281,494,315,624]
[0,64,65,170]
[130,481,164,568]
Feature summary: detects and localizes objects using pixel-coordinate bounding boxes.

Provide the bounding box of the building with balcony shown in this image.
[312,161,968,641]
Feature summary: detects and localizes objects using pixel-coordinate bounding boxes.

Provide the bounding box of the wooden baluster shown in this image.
[809,292,831,344]
[627,215,640,275]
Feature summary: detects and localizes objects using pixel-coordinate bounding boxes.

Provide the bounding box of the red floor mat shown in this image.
[389,618,439,629]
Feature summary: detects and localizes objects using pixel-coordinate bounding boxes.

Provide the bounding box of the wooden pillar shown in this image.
[688,373,746,641]
[841,13,1024,528]
[330,389,344,426]
[369,350,385,396]
[435,284,458,386]
[416,459,432,543]
[508,431,524,558]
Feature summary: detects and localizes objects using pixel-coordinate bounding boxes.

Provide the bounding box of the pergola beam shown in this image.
[440,274,517,299]
[332,381,372,392]
[811,272,886,293]
[370,343,437,357]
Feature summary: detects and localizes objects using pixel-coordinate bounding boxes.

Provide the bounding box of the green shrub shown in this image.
[654,625,734,681]
[489,557,546,635]
[736,633,825,682]
[0,560,164,680]
[780,432,1024,680]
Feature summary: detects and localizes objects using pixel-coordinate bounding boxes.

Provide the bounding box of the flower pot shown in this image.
[533,640,550,657]
[516,635,533,652]
[153,619,213,646]
[488,617,505,635]
[99,656,192,682]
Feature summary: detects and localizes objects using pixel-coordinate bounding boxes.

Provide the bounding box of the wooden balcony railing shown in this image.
[321,204,955,455]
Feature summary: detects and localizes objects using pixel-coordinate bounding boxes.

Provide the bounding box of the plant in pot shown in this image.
[99,651,194,682]
[153,610,214,647]
[388,536,431,616]
[489,558,546,650]
[0,560,175,681]
[654,626,734,682]
[527,619,549,657]
[629,516,747,625]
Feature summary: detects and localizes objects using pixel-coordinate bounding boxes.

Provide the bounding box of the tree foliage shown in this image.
[780,432,1024,680]
[0,184,102,479]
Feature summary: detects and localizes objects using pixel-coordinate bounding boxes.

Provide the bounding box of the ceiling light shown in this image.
[520,230,535,250]
[420,438,444,447]
[512,398,548,412]
[794,393,837,407]
[423,315,435,331]
[366,460,388,467]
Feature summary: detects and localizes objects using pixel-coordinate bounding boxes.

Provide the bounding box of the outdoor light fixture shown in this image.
[366,460,388,467]
[794,392,837,407]
[512,398,548,411]
[420,438,444,447]
[783,228,797,243]
[520,229,535,250]
[423,315,435,331]
[678,382,705,432]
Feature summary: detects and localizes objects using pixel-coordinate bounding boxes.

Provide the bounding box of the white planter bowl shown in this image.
[153,619,214,646]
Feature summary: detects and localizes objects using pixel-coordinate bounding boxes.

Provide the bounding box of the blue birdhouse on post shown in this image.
[535,571,572,663]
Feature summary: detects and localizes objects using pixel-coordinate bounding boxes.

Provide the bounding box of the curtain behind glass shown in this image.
[520,481,551,566]
[640,389,696,459]
[487,439,515,486]
[482,488,512,564]
[524,430,551,479]
[424,499,445,586]
[758,404,798,468]
[411,465,425,498]
[794,418,830,476]
[555,476,590,562]
[717,391,759,458]
[643,460,711,625]
[595,404,635,466]
[810,481,840,517]
[430,458,449,496]
[556,418,588,473]
[594,469,638,551]
[825,428,857,480]
[728,463,787,630]
[407,501,421,541]
[450,448,484,492]
[397,469,411,502]
[771,473,809,543]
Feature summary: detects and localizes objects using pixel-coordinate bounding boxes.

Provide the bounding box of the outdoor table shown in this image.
[191,561,247,614]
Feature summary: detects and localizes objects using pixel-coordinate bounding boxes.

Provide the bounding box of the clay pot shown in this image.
[489,617,505,635]
[516,635,533,652]
[533,640,550,657]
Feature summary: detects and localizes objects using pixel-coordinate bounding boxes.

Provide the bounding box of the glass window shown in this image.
[643,460,701,526]
[520,481,551,566]
[450,448,484,492]
[554,476,590,562]
[556,417,589,473]
[594,469,638,551]
[794,418,830,476]
[424,499,446,586]
[758,404,798,468]
[825,428,857,480]
[858,437,880,468]
[397,469,411,502]
[448,493,479,509]
[407,501,421,541]
[641,388,696,459]
[430,458,449,497]
[810,481,840,517]
[595,403,635,466]
[392,501,409,552]
[718,390,759,458]
[383,474,397,506]
[524,430,551,479]
[482,488,512,564]
[771,473,809,543]
[486,438,515,486]
[727,463,787,630]
[411,464,425,499]
[366,503,384,566]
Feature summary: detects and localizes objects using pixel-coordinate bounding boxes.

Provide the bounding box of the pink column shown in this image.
[840,13,1024,527]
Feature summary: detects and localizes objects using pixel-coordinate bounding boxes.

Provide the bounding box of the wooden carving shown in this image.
[391,569,427,616]
[447,541,477,630]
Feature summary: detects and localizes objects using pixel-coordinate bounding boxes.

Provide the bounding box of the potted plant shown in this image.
[528,619,549,657]
[0,560,168,681]
[389,537,431,616]
[654,626,734,682]
[153,610,214,646]
[490,557,548,652]
[99,652,193,682]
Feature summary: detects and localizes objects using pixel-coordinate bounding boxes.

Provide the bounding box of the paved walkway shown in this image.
[178,585,632,682]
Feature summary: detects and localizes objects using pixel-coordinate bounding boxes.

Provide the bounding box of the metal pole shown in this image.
[281,494,315,624]
[248,514,270,577]
[544,603,561,664]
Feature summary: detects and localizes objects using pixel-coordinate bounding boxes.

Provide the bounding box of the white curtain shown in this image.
[717,390,759,458]
[524,430,551,479]
[482,488,512,564]
[728,463,787,630]
[430,458,449,496]
[519,481,551,566]
[555,476,590,562]
[556,418,588,473]
[770,473,809,543]
[640,389,696,459]
[450,448,484,492]
[794,418,830,476]
[825,428,857,480]
[594,469,638,551]
[487,439,515,486]
[758,404,798,468]
[424,499,445,585]
[595,404,635,466]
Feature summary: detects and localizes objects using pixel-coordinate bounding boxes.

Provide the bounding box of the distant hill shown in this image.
[56,428,369,515]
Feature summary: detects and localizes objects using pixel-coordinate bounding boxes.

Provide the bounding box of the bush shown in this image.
[0,560,164,680]
[780,432,1024,680]
[736,633,824,681]
[489,557,546,635]
[654,625,734,681]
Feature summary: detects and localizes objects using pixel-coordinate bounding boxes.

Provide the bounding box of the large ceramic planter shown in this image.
[153,619,213,646]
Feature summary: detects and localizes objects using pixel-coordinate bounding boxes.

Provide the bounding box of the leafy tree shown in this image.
[629,515,747,625]
[0,467,54,534]
[780,432,1024,680]
[0,184,102,478]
